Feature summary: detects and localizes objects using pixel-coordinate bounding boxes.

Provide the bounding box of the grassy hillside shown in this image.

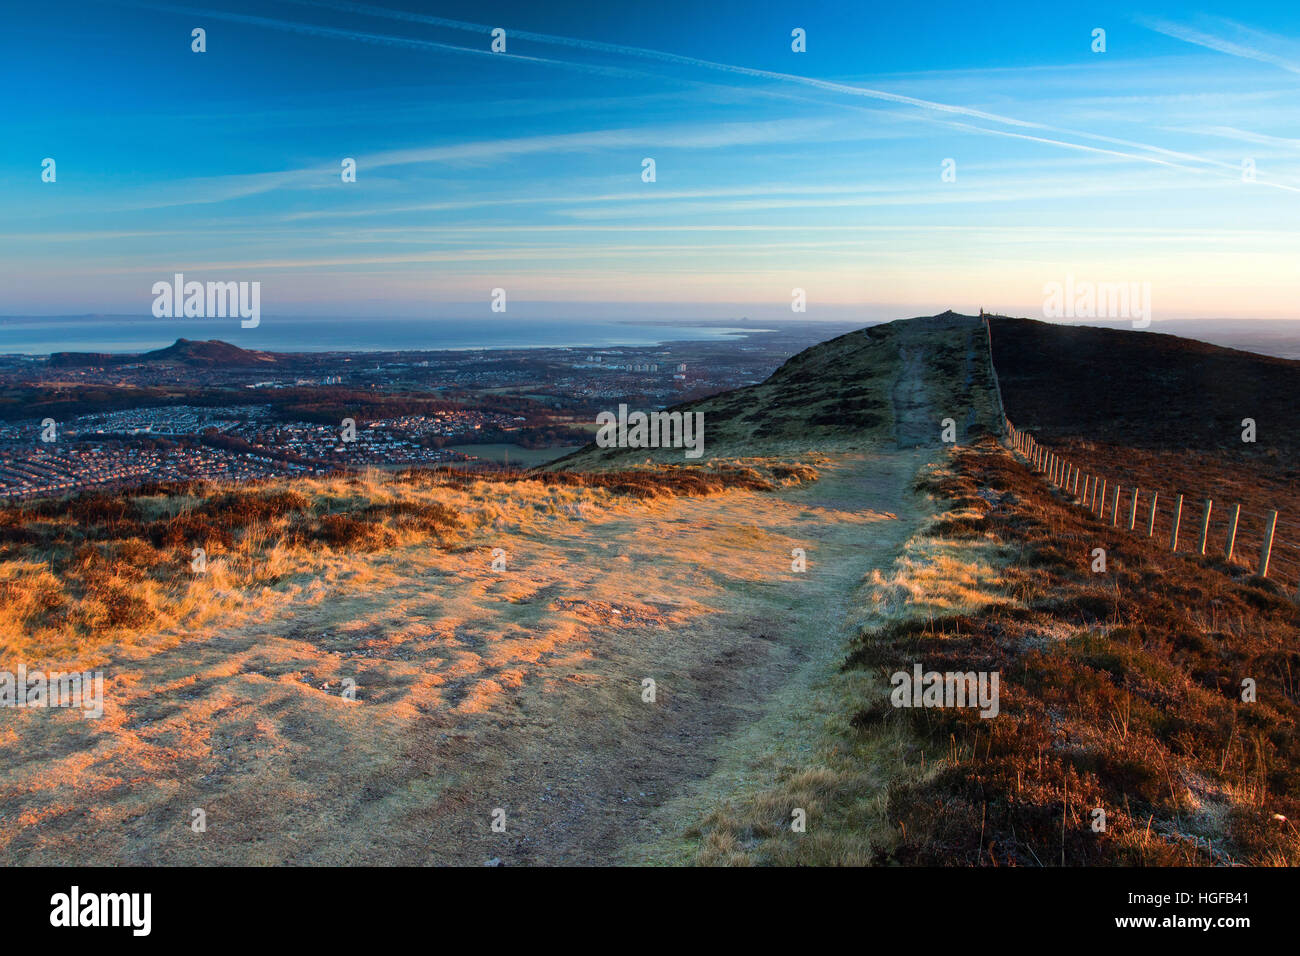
[551,311,1003,469]
[0,447,876,866]
[0,464,813,662]
[882,443,1300,865]
[658,318,1300,867]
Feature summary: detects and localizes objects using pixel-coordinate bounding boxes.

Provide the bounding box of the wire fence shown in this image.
[1004,421,1300,597]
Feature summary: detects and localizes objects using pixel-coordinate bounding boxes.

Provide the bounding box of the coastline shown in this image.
[0,315,800,357]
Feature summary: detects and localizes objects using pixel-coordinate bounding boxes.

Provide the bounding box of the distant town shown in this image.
[0,321,858,500]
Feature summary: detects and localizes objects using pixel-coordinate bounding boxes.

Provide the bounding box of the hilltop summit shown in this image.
[140,338,277,366]
[551,311,1003,468]
[48,338,278,368]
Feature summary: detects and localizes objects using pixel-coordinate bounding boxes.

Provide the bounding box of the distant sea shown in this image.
[0,316,774,355]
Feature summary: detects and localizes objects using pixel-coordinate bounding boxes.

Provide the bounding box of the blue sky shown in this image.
[3,0,1299,324]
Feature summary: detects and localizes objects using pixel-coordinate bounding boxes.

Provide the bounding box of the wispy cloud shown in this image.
[1142,17,1300,75]
[281,0,1286,189]
[116,0,662,81]
[15,1,1300,318]
[1164,125,1300,150]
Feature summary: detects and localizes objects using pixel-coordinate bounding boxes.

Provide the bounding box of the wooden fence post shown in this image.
[1082,475,1091,506]
[1128,488,1138,531]
[1170,494,1183,551]
[1197,499,1212,554]
[1259,510,1278,577]
[1072,469,1080,496]
[1110,485,1121,526]
[1098,479,1107,516]
[1148,492,1158,536]
[1224,503,1240,562]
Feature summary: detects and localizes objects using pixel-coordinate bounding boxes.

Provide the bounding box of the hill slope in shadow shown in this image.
[989,318,1300,456]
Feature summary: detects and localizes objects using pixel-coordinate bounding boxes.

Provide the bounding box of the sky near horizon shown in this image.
[3,0,1299,325]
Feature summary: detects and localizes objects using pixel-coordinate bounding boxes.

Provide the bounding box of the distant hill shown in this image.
[988,318,1300,453]
[550,310,1004,468]
[49,339,278,368]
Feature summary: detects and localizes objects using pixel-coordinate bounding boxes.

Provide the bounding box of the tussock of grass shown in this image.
[402,459,815,496]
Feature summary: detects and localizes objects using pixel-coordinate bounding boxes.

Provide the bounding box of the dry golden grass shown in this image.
[2,448,898,866]
[0,462,817,665]
[863,442,1300,866]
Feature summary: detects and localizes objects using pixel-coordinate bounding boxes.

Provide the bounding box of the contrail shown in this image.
[285,0,1260,180]
[944,121,1300,192]
[285,0,1050,131]
[113,0,666,82]
[112,0,1298,193]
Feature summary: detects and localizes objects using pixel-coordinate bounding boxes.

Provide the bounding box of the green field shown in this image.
[446,443,583,467]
